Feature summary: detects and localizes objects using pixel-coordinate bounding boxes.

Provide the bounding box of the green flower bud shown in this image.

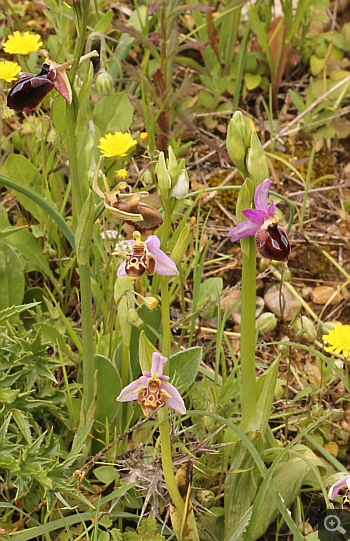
[141,169,153,185]
[171,169,189,199]
[226,119,247,174]
[128,308,143,327]
[171,224,190,264]
[281,267,292,282]
[95,70,114,96]
[246,131,269,186]
[278,336,290,358]
[156,151,171,194]
[257,312,277,334]
[232,111,252,149]
[293,316,316,342]
[321,321,337,335]
[75,191,94,265]
[167,145,179,185]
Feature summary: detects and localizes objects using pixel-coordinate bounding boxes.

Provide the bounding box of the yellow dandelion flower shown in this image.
[0,60,21,82]
[116,168,128,179]
[140,132,148,141]
[322,323,350,357]
[3,31,43,56]
[98,132,137,158]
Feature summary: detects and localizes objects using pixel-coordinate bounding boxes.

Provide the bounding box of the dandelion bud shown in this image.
[246,132,269,186]
[156,151,171,194]
[293,316,316,343]
[321,321,337,335]
[141,169,153,185]
[128,308,143,327]
[75,191,94,266]
[95,70,114,96]
[171,169,189,199]
[226,119,247,174]
[257,312,277,334]
[143,296,158,310]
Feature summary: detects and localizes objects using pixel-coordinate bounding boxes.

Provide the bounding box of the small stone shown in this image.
[221,290,264,324]
[301,287,312,301]
[264,283,302,321]
[311,286,343,305]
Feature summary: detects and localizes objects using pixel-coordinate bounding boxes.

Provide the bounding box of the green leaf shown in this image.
[198,277,223,319]
[252,457,310,540]
[93,93,134,135]
[93,9,114,34]
[0,241,25,310]
[244,73,261,90]
[93,465,120,485]
[169,347,202,394]
[94,355,122,425]
[248,354,281,433]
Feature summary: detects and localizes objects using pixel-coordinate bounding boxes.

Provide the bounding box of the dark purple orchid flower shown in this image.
[7,53,72,112]
[228,178,291,262]
[117,352,186,417]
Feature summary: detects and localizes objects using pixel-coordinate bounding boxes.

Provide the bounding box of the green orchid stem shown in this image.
[158,408,185,519]
[240,237,258,431]
[160,276,172,369]
[79,263,95,416]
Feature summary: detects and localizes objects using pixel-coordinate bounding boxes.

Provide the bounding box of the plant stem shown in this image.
[79,263,95,417]
[158,408,185,517]
[240,237,258,430]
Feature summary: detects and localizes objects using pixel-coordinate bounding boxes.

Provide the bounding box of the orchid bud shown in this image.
[171,224,190,265]
[171,169,189,199]
[226,119,247,174]
[167,145,179,185]
[293,316,316,342]
[95,69,114,96]
[257,312,277,334]
[156,151,171,194]
[246,132,269,186]
[281,267,292,282]
[233,111,252,149]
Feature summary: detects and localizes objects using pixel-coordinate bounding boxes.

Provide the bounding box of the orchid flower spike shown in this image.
[228,179,291,262]
[329,475,350,500]
[115,232,179,279]
[117,352,186,416]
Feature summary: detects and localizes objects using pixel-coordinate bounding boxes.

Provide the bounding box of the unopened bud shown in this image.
[232,111,252,149]
[143,296,158,310]
[226,119,247,174]
[141,169,153,185]
[257,312,277,334]
[278,336,290,358]
[246,132,269,186]
[281,267,292,282]
[75,191,94,265]
[167,145,179,185]
[171,169,189,199]
[95,70,114,96]
[293,316,316,342]
[156,151,171,194]
[128,308,142,327]
[171,224,190,264]
[321,321,337,335]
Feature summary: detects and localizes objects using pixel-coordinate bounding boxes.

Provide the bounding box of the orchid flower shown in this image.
[329,475,350,500]
[115,232,179,279]
[117,352,186,416]
[228,178,291,262]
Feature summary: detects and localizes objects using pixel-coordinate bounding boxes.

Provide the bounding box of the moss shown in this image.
[208,170,243,211]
